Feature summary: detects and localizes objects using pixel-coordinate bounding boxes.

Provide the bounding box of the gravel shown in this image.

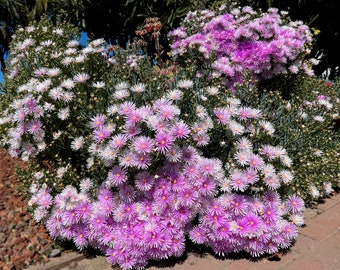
[0,149,56,270]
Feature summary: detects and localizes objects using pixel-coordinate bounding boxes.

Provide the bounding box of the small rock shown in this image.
[317,209,324,215]
[49,248,62,258]
[69,261,78,269]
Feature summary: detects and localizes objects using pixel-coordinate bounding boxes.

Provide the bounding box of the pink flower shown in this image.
[90,114,106,129]
[155,131,174,153]
[132,136,154,153]
[189,226,207,244]
[108,165,127,186]
[123,123,141,139]
[118,101,136,116]
[110,134,128,149]
[132,152,152,169]
[249,154,264,170]
[93,126,111,142]
[230,170,248,192]
[156,104,180,120]
[285,194,305,214]
[135,171,154,191]
[172,121,190,138]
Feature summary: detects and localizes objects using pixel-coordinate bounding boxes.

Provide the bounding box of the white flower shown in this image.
[177,79,194,89]
[115,82,129,91]
[205,86,219,95]
[62,91,74,103]
[130,83,146,93]
[47,68,61,77]
[57,107,70,120]
[323,182,334,195]
[75,55,86,63]
[87,157,94,169]
[236,137,253,151]
[196,105,208,119]
[40,40,54,47]
[280,170,293,184]
[37,142,47,151]
[62,57,74,66]
[65,48,77,55]
[43,102,55,111]
[166,89,183,100]
[280,155,293,167]
[67,40,79,47]
[71,136,84,151]
[80,178,93,192]
[313,115,324,122]
[74,73,90,83]
[227,98,241,107]
[259,120,275,136]
[53,28,64,35]
[56,166,68,178]
[93,81,106,89]
[106,105,118,116]
[114,90,130,99]
[53,131,62,139]
[310,185,320,198]
[61,79,75,89]
[34,171,44,180]
[314,150,323,157]
[90,38,105,47]
[228,120,245,135]
[290,214,304,226]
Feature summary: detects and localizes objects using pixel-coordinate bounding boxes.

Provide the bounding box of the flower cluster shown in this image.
[0,13,317,270]
[169,6,315,89]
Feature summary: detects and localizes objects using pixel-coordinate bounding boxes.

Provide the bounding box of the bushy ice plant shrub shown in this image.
[253,75,340,205]
[0,16,309,270]
[168,5,316,90]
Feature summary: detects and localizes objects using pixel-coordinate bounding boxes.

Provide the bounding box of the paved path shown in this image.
[29,193,340,270]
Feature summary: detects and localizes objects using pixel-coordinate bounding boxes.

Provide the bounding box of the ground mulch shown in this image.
[0,148,55,270]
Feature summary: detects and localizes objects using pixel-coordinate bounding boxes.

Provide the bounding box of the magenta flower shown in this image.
[75,202,92,220]
[264,191,281,207]
[182,146,199,164]
[155,131,174,153]
[240,213,263,235]
[108,165,127,186]
[73,224,89,249]
[90,214,106,231]
[189,226,207,244]
[238,107,252,121]
[172,121,190,138]
[135,171,154,191]
[126,109,143,124]
[285,194,305,214]
[132,152,152,169]
[24,97,37,113]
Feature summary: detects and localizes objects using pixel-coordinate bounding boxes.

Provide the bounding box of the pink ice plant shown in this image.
[169,6,315,89]
[26,90,304,269]
[1,19,307,270]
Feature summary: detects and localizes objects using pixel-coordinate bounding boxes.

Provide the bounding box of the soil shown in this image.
[0,148,56,270]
